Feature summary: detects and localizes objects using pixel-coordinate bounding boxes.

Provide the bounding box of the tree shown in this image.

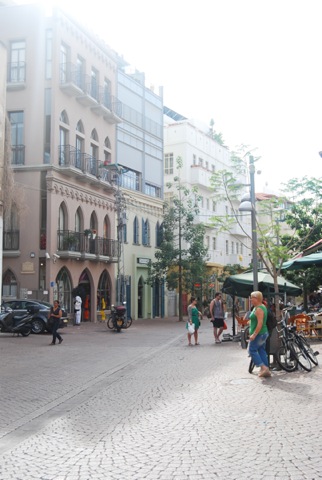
[148,157,209,321]
[210,151,311,320]
[281,176,322,310]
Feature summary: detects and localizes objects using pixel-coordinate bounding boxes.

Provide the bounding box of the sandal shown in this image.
[188,343,193,346]
[195,343,200,345]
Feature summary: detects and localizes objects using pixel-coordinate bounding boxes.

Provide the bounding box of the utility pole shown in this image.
[114,171,126,305]
[0,44,7,306]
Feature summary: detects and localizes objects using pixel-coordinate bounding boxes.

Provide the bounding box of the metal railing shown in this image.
[59,63,122,116]
[11,145,25,165]
[57,230,119,259]
[58,145,113,181]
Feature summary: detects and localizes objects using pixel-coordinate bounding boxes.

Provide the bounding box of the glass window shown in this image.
[76,56,85,89]
[165,153,173,174]
[133,216,139,244]
[142,219,150,246]
[60,43,69,83]
[120,168,140,191]
[145,183,161,198]
[91,68,98,99]
[9,111,24,165]
[9,40,25,83]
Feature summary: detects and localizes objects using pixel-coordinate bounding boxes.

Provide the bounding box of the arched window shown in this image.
[91,129,98,141]
[133,216,139,244]
[59,203,67,231]
[75,208,82,232]
[90,129,99,175]
[103,215,110,238]
[104,136,112,165]
[142,218,150,246]
[56,268,72,314]
[155,221,163,247]
[59,110,70,165]
[90,212,97,232]
[60,110,69,124]
[75,120,85,169]
[58,203,67,250]
[2,269,18,298]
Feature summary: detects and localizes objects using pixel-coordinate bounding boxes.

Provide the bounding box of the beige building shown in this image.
[0,3,165,322]
[0,4,120,321]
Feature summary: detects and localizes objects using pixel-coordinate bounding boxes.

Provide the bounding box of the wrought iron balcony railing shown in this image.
[57,230,119,260]
[58,144,113,181]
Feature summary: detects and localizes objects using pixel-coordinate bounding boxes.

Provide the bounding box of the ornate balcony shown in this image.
[57,230,119,263]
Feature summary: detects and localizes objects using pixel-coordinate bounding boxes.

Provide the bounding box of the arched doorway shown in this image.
[97,270,112,310]
[74,270,92,322]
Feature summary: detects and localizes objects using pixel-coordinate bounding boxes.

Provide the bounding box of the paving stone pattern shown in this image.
[0,319,321,480]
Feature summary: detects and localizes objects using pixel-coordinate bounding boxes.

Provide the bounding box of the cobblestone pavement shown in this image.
[0,318,321,480]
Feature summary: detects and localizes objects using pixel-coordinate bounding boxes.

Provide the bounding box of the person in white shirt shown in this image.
[74,295,82,325]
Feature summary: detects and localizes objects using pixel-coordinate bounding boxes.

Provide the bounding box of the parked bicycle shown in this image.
[275,308,319,372]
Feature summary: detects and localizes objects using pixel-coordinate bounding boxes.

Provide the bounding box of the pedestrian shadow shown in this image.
[266,370,317,402]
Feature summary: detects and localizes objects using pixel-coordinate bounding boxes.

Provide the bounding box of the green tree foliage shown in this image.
[148,157,209,321]
[281,176,322,309]
[210,150,309,319]
[208,118,225,146]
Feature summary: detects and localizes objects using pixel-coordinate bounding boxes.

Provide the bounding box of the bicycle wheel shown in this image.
[297,335,319,366]
[248,358,255,374]
[275,343,298,372]
[107,315,114,329]
[289,340,312,372]
[241,326,250,349]
[123,317,132,329]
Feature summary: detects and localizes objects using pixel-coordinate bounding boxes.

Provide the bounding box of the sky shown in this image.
[18,0,322,193]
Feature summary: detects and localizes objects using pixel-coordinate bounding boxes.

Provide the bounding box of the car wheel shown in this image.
[31,318,45,334]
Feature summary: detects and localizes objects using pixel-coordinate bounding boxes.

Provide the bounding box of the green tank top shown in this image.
[249,305,268,335]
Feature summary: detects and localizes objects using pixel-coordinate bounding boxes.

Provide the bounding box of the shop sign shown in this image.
[137,257,149,265]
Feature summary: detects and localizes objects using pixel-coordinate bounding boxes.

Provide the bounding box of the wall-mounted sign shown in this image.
[137,257,150,265]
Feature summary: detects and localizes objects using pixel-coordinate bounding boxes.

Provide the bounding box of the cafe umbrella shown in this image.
[281,251,322,271]
[222,270,302,298]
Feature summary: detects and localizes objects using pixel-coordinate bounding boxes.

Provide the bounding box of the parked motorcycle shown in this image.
[0,305,39,337]
[107,303,127,332]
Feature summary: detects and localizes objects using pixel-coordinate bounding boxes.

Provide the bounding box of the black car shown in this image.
[2,299,68,334]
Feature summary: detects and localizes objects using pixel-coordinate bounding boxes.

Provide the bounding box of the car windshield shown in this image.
[35,300,52,308]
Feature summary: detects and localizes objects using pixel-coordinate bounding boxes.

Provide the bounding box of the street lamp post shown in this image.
[239,155,258,291]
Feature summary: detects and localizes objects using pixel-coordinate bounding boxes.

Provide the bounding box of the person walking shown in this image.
[74,295,82,325]
[186,297,201,346]
[209,292,225,343]
[49,300,63,345]
[248,291,270,377]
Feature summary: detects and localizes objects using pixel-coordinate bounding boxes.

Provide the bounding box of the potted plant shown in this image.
[84,229,92,238]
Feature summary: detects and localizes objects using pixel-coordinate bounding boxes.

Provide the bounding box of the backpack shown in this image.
[266,309,277,332]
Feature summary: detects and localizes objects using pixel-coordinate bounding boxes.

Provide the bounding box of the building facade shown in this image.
[0,3,165,321]
[114,67,164,319]
[163,111,252,310]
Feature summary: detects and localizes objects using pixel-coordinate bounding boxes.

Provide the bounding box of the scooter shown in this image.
[107,303,127,332]
[0,305,38,337]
